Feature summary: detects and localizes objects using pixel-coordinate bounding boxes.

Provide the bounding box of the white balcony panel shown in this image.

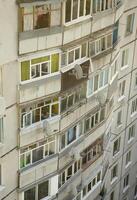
[19,156,58,188]
[63,21,91,45]
[19,74,61,104]
[92,12,114,33]
[19,32,62,55]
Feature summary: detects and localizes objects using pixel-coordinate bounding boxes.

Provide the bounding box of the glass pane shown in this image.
[32,108,40,124]
[51,103,59,117]
[61,97,67,112]
[94,75,99,91]
[88,78,93,96]
[75,48,80,60]
[26,152,31,165]
[68,94,74,107]
[31,56,49,65]
[67,126,76,144]
[68,50,74,64]
[34,5,50,29]
[24,187,35,200]
[32,146,43,163]
[41,62,49,76]
[67,166,72,179]
[38,181,49,200]
[31,65,40,78]
[73,0,78,20]
[86,0,91,15]
[21,61,30,81]
[49,142,55,155]
[24,113,31,127]
[41,105,50,120]
[65,0,71,22]
[79,0,84,16]
[81,43,87,57]
[20,154,25,168]
[51,54,59,73]
[45,144,48,156]
[61,134,65,149]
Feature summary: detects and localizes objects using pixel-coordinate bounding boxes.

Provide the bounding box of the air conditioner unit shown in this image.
[42,117,60,136]
[69,147,81,160]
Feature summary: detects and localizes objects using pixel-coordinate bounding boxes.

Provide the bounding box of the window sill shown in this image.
[118,95,125,103]
[113,151,120,159]
[0,185,5,192]
[123,185,129,194]
[121,65,128,71]
[131,112,137,118]
[125,161,132,169]
[127,137,134,144]
[64,15,92,27]
[111,177,118,185]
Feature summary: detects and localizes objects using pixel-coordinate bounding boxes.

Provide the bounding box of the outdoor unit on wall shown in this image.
[69,64,87,80]
[69,147,81,160]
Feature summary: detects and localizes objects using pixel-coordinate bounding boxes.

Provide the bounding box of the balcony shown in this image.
[19,155,58,189]
[81,137,103,171]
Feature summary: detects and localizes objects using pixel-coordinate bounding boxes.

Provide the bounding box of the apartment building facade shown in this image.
[0,0,137,200]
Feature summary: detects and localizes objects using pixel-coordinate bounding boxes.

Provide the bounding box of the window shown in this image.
[21,53,59,82]
[20,4,61,32]
[118,80,126,98]
[84,107,106,132]
[110,191,114,200]
[121,49,129,68]
[111,164,118,182]
[131,98,137,115]
[82,171,101,197]
[65,0,91,24]
[117,110,122,126]
[123,174,129,190]
[87,67,109,97]
[24,180,49,200]
[20,136,55,168]
[61,85,86,113]
[20,97,59,128]
[61,43,88,68]
[60,122,83,150]
[59,160,81,188]
[128,124,135,141]
[22,5,51,31]
[0,118,4,143]
[134,184,137,198]
[81,138,103,167]
[89,33,112,57]
[113,137,120,156]
[126,13,135,35]
[92,0,113,14]
[125,150,131,166]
